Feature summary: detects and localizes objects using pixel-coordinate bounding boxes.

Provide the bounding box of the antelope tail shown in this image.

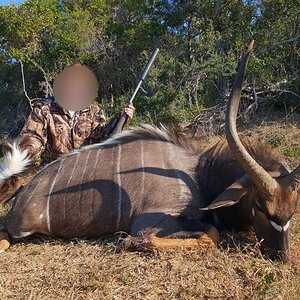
[0,141,32,184]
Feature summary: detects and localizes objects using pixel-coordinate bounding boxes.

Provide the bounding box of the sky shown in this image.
[0,0,25,5]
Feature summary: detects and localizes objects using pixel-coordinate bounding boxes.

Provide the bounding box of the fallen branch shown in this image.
[186,80,300,137]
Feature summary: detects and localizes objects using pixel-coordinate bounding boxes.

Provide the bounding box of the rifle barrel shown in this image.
[128,47,159,105]
[110,47,159,137]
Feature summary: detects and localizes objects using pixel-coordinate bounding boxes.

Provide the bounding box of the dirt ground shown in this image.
[0,115,299,300]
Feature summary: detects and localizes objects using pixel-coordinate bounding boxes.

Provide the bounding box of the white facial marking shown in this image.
[39,213,44,219]
[270,220,282,232]
[269,219,291,232]
[252,207,255,217]
[283,220,290,232]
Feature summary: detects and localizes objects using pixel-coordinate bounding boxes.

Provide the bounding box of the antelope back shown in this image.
[8,136,202,238]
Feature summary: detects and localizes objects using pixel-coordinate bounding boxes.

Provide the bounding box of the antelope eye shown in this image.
[254,201,265,214]
[251,202,264,218]
[253,201,272,220]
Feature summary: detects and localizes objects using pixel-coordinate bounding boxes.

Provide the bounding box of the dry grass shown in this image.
[0,121,299,300]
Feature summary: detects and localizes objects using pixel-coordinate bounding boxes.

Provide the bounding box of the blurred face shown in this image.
[53,64,98,111]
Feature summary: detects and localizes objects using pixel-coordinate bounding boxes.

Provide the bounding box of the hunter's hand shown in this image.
[124,104,135,122]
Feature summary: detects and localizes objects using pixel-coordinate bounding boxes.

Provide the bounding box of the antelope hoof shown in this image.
[201,225,220,247]
[118,235,151,251]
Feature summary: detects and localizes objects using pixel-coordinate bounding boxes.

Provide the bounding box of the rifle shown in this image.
[106,47,159,138]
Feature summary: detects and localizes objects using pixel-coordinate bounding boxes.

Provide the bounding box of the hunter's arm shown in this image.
[19,106,48,160]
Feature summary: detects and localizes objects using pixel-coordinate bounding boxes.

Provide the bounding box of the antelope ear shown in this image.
[200,176,251,210]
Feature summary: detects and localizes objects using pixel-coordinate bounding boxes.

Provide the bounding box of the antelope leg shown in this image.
[0,226,10,253]
[120,229,219,251]
[120,216,219,250]
[120,212,220,250]
[145,228,219,249]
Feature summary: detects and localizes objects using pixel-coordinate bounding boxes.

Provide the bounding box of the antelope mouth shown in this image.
[260,244,290,263]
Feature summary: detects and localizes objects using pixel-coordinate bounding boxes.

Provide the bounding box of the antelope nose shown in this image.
[267,248,290,263]
[260,241,290,262]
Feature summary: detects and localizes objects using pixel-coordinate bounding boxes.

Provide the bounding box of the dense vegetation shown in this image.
[0,0,299,138]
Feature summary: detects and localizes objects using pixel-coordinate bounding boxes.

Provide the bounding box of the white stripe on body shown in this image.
[116,145,122,229]
[46,159,65,232]
[78,151,91,219]
[156,142,185,216]
[62,154,79,224]
[167,143,185,203]
[13,167,47,210]
[158,143,169,178]
[140,141,145,199]
[283,220,290,232]
[91,148,102,218]
[11,171,49,238]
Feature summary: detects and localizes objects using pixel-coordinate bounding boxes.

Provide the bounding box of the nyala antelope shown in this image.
[0,41,299,262]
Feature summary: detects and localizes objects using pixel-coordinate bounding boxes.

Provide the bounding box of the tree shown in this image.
[0,0,299,140]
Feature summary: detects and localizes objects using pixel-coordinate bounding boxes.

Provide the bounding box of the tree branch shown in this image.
[25,56,53,97]
[20,61,34,110]
[257,35,300,56]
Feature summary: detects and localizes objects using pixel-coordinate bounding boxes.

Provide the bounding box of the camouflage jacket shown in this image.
[20,97,108,166]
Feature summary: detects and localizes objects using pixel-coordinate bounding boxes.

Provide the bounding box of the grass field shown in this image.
[0,116,299,300]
